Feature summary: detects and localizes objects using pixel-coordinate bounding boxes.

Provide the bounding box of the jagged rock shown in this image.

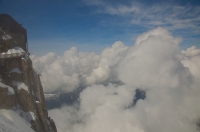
[49,117,57,132]
[0,55,57,132]
[2,95,15,109]
[0,88,7,104]
[0,86,15,109]
[0,14,57,132]
[15,88,35,112]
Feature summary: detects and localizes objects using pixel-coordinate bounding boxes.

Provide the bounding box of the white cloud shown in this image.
[86,41,128,85]
[31,41,128,93]
[37,27,200,132]
[181,46,200,81]
[84,0,200,33]
[118,27,187,89]
[31,47,101,93]
[182,46,200,57]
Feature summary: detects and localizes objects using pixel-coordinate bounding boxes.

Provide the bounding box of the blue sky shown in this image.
[0,0,200,55]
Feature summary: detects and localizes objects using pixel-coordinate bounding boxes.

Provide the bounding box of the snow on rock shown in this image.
[0,82,14,95]
[25,54,29,59]
[22,53,29,61]
[36,101,40,103]
[0,109,34,132]
[9,68,22,74]
[12,81,29,92]
[18,83,29,91]
[15,104,36,122]
[2,34,12,40]
[2,47,25,55]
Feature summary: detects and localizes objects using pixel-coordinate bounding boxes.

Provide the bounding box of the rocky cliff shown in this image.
[0,47,57,131]
[0,13,57,132]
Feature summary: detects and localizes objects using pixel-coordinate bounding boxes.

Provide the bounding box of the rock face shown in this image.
[0,52,57,132]
[0,14,57,132]
[0,84,15,109]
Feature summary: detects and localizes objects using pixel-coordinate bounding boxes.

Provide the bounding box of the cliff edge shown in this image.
[0,14,57,132]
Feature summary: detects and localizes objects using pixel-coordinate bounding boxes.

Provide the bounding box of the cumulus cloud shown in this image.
[182,46,200,57]
[32,27,200,132]
[31,48,101,93]
[118,27,187,89]
[86,41,128,85]
[181,46,200,81]
[31,41,128,93]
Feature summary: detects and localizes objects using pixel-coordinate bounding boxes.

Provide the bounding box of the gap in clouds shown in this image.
[31,27,200,132]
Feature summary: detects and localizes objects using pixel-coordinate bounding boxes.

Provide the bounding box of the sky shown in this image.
[0,0,200,55]
[1,1,200,131]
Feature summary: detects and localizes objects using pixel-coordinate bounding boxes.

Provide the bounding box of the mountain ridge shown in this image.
[0,14,57,132]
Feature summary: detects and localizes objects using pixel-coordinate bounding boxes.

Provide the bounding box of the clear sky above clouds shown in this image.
[0,0,200,55]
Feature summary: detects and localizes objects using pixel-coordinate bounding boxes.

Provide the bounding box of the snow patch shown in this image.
[22,53,29,61]
[2,47,25,55]
[15,104,36,122]
[0,82,14,95]
[2,34,12,40]
[9,68,22,74]
[12,81,29,92]
[0,109,34,132]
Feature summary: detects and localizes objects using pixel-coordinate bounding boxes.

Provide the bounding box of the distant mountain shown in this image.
[45,86,84,109]
[45,82,146,110]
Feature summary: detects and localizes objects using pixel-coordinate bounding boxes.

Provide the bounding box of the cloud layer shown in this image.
[31,27,200,132]
[31,41,128,93]
[84,0,200,33]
